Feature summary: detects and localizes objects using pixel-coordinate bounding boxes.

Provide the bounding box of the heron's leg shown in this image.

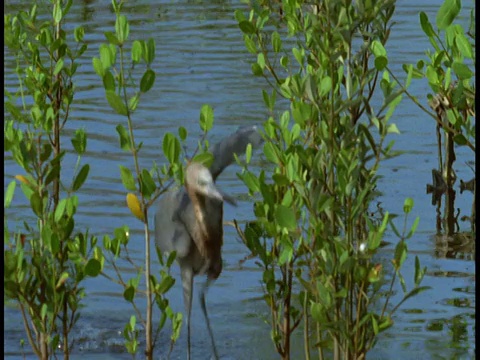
[181,265,193,360]
[199,278,219,360]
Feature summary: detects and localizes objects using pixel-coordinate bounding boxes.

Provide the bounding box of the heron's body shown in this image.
[156,175,225,275]
[154,126,262,360]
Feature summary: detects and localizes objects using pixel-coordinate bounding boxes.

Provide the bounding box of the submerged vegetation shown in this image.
[4,0,474,359]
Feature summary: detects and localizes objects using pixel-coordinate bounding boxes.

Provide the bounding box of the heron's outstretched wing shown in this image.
[209,125,263,180]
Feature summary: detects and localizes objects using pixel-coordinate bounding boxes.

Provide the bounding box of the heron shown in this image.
[154,125,263,360]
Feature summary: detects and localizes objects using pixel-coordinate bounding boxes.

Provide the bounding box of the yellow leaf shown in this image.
[126,193,144,222]
[15,175,30,185]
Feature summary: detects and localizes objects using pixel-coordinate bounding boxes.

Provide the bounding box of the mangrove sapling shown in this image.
[234,1,430,359]
[4,1,102,359]
[90,1,184,358]
[91,1,230,358]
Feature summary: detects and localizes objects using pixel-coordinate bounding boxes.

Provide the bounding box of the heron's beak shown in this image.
[219,190,237,206]
[206,184,237,206]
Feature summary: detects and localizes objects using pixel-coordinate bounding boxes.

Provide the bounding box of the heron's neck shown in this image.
[188,189,223,254]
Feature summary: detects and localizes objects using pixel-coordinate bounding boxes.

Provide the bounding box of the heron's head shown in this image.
[185,162,236,206]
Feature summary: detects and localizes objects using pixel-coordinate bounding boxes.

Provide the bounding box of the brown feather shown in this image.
[185,163,224,280]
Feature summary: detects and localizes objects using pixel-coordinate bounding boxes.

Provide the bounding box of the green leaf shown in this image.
[30,192,43,218]
[371,40,387,57]
[373,315,382,335]
[378,316,394,332]
[4,180,16,208]
[292,47,303,66]
[403,197,414,214]
[251,63,263,76]
[280,55,289,68]
[129,315,136,330]
[71,128,87,155]
[74,26,85,42]
[124,286,135,302]
[115,15,129,43]
[54,198,67,222]
[245,143,252,164]
[275,205,296,231]
[131,40,142,63]
[120,165,137,191]
[387,123,400,134]
[425,65,439,85]
[263,142,280,164]
[100,44,113,69]
[455,32,473,59]
[41,303,48,321]
[77,43,87,57]
[116,124,131,151]
[262,90,270,109]
[446,109,457,126]
[158,276,175,294]
[239,20,255,34]
[272,31,282,52]
[436,0,461,30]
[178,126,188,141]
[146,38,156,64]
[166,251,177,267]
[103,70,116,91]
[92,57,104,77]
[316,281,332,307]
[192,152,214,168]
[162,132,181,164]
[319,76,332,97]
[199,104,214,132]
[406,216,420,239]
[55,272,69,289]
[240,171,260,193]
[392,286,432,314]
[85,258,101,277]
[50,233,60,256]
[72,164,90,191]
[129,94,140,112]
[104,31,120,45]
[20,183,34,202]
[66,196,78,217]
[404,64,414,88]
[140,69,156,93]
[310,302,324,322]
[452,62,473,80]
[234,9,246,22]
[53,3,63,23]
[419,12,435,37]
[106,90,128,116]
[394,240,407,270]
[278,245,293,265]
[64,0,73,16]
[53,58,64,76]
[45,165,60,187]
[414,256,424,286]
[257,53,265,70]
[140,169,156,198]
[5,103,23,124]
[453,133,467,146]
[374,56,388,71]
[244,36,257,54]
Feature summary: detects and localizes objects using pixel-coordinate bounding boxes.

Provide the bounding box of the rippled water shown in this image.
[4,0,475,359]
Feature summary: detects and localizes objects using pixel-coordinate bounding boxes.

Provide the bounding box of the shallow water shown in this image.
[4,0,475,359]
